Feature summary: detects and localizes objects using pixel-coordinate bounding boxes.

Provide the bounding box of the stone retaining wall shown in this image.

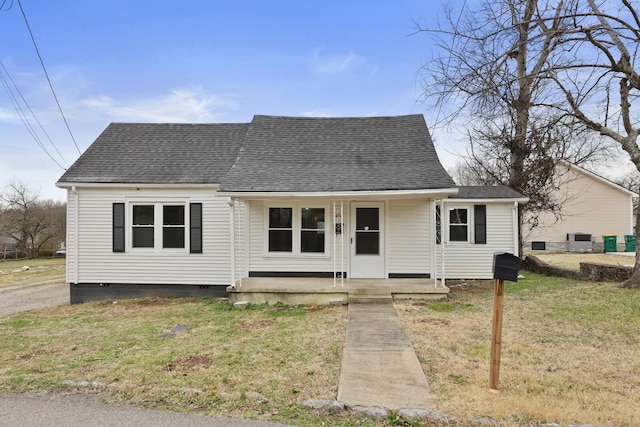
[524,255,632,282]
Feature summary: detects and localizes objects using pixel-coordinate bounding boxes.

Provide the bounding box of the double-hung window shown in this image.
[449,207,469,242]
[301,208,325,253]
[132,205,155,248]
[162,205,185,249]
[268,208,293,252]
[436,204,486,245]
[267,205,327,255]
[113,202,201,253]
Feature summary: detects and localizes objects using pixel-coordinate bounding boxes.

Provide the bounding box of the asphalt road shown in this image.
[0,392,290,427]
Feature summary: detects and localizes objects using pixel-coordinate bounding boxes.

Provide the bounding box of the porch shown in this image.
[226,277,449,306]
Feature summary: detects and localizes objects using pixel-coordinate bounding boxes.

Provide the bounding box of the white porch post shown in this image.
[333,200,336,288]
[440,199,445,288]
[238,200,243,288]
[341,200,344,288]
[229,198,236,288]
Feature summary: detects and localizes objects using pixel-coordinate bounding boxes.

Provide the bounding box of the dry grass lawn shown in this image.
[396,274,640,427]
[0,298,351,426]
[0,258,65,289]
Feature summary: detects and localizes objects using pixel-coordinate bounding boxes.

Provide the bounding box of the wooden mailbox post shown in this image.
[490,252,521,391]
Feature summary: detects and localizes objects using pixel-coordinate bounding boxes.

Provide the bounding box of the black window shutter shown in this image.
[474,204,487,244]
[113,203,125,252]
[190,203,203,253]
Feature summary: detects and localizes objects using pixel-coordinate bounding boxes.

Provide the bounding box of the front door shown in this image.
[350,203,385,278]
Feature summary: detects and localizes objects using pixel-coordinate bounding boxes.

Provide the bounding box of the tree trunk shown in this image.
[619,199,640,288]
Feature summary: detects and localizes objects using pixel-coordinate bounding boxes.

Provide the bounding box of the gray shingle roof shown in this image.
[450,185,526,199]
[219,114,456,192]
[57,123,249,184]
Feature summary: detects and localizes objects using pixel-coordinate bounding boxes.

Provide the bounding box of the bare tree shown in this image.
[417,0,612,256]
[0,182,66,258]
[544,0,640,287]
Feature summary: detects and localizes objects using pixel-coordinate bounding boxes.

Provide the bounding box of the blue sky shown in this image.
[2,1,630,201]
[1,0,471,200]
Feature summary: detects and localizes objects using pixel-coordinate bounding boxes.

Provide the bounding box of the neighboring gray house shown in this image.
[57,114,526,303]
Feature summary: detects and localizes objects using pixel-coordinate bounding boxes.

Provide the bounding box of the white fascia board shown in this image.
[216,188,459,199]
[444,197,529,204]
[56,182,220,190]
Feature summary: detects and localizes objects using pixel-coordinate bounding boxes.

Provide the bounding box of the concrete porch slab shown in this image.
[227,277,449,306]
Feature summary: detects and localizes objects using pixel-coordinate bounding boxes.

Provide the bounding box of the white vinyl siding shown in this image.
[435,202,517,279]
[387,199,431,276]
[67,186,231,285]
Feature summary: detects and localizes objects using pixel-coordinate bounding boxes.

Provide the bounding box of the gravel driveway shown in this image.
[0,279,68,317]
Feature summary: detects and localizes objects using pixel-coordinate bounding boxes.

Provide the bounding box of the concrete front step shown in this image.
[349,295,393,304]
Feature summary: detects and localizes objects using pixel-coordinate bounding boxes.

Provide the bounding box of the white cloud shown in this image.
[309,49,364,74]
[81,88,239,123]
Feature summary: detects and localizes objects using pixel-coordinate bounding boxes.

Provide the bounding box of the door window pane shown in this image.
[356,232,379,255]
[356,207,379,230]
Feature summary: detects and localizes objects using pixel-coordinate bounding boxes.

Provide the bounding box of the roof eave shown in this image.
[217,188,459,199]
[56,182,220,190]
[445,197,529,203]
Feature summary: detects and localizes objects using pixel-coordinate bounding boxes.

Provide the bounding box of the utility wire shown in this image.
[0,0,13,11]
[17,0,81,155]
[0,65,66,170]
[0,60,68,166]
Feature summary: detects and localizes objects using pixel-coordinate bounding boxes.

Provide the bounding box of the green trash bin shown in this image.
[624,235,636,252]
[603,234,617,253]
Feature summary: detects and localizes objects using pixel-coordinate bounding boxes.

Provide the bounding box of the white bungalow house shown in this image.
[57,114,526,303]
[523,161,636,252]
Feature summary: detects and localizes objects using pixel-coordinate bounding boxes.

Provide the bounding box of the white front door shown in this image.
[350,202,385,278]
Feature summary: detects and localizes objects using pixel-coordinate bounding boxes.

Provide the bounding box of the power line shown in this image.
[0,63,66,170]
[0,60,68,167]
[16,0,81,155]
[0,0,13,12]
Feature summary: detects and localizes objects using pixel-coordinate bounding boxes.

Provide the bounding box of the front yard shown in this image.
[0,257,638,426]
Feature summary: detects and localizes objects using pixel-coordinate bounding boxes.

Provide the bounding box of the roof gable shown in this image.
[57,122,249,185]
[219,114,455,192]
[558,160,638,197]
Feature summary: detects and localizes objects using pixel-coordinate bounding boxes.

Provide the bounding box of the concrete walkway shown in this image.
[337,299,435,410]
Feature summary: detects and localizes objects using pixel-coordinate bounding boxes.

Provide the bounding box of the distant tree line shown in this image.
[0,182,66,259]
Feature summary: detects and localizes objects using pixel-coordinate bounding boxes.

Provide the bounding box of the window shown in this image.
[133,205,155,248]
[269,207,293,252]
[163,205,185,248]
[438,204,487,244]
[449,208,468,242]
[266,205,327,255]
[301,208,325,253]
[112,202,200,253]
